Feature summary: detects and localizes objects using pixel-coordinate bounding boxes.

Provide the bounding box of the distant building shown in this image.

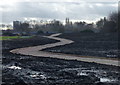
[13,21,21,30]
[65,18,70,25]
[65,18,73,30]
[13,21,30,34]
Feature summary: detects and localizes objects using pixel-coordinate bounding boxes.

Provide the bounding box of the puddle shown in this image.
[107,55,117,57]
[100,78,116,82]
[30,74,46,79]
[77,72,88,76]
[8,66,21,70]
[30,73,39,78]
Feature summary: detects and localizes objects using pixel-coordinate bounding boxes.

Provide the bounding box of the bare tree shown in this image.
[109,11,119,32]
[109,12,118,23]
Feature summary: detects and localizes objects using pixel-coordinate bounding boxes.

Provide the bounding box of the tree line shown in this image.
[96,11,119,33]
[2,11,119,36]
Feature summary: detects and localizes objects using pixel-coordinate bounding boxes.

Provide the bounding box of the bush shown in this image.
[37,30,43,35]
[2,32,16,36]
[80,29,94,33]
[100,21,116,33]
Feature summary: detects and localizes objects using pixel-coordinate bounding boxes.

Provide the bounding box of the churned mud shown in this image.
[2,34,120,85]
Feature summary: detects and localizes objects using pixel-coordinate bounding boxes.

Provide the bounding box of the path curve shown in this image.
[10,33,119,66]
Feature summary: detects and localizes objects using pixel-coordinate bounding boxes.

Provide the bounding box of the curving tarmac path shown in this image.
[10,33,120,66]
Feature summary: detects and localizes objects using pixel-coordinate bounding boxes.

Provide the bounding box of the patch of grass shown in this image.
[0,36,32,40]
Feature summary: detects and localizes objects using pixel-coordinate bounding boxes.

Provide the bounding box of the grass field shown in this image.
[0,36,32,40]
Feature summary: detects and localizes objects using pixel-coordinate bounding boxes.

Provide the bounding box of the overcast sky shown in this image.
[0,0,118,24]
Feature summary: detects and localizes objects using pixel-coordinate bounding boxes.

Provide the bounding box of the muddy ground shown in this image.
[44,33,119,58]
[2,34,120,85]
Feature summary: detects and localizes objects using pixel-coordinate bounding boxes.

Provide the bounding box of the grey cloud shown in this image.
[1,1,118,23]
